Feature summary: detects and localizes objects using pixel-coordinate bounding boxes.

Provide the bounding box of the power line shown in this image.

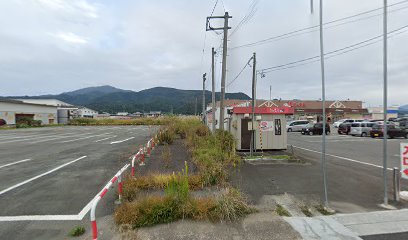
[258,24,408,74]
[227,56,254,87]
[229,0,259,37]
[230,0,408,50]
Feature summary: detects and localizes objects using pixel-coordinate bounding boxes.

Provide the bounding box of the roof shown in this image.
[210,99,364,109]
[233,107,294,115]
[13,99,73,107]
[0,99,57,108]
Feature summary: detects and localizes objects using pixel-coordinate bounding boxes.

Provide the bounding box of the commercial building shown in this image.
[207,99,369,128]
[367,106,399,120]
[0,99,57,125]
[76,107,98,118]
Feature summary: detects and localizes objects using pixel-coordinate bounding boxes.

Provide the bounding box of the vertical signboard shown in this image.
[401,143,408,180]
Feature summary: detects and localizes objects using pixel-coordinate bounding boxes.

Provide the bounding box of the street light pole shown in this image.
[319,0,329,208]
[383,0,389,206]
[203,73,207,124]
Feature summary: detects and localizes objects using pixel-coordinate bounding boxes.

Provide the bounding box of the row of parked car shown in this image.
[336,118,408,139]
[286,118,408,138]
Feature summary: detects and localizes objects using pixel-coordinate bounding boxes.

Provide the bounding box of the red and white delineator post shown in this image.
[131,149,144,176]
[90,164,129,240]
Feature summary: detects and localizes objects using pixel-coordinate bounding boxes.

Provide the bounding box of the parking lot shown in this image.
[0,126,154,239]
[288,128,406,169]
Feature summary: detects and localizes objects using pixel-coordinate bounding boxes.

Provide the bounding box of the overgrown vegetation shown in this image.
[16,117,42,128]
[300,206,313,217]
[68,117,173,126]
[275,204,291,217]
[116,117,252,228]
[68,226,85,237]
[315,205,335,215]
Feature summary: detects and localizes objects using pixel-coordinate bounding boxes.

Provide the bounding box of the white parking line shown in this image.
[110,137,135,144]
[59,133,112,143]
[0,215,81,221]
[0,156,87,196]
[94,135,117,142]
[291,145,393,171]
[0,159,32,170]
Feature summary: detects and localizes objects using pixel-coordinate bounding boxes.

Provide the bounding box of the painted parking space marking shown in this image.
[0,156,87,196]
[59,133,113,143]
[0,159,32,170]
[291,145,393,171]
[94,135,117,142]
[110,137,135,144]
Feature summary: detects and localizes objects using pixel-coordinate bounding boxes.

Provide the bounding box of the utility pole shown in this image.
[318,0,329,208]
[310,0,314,14]
[250,52,257,156]
[382,0,389,206]
[270,85,272,101]
[195,97,197,116]
[207,12,232,130]
[212,47,216,132]
[202,73,207,124]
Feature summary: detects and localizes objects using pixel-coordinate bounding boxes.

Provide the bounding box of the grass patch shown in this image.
[275,204,291,217]
[68,226,85,237]
[115,187,253,228]
[315,205,335,215]
[300,206,313,217]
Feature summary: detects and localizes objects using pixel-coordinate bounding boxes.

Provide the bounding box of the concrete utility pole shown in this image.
[319,0,329,208]
[310,0,314,14]
[383,0,389,206]
[206,12,232,130]
[202,73,207,124]
[250,52,257,156]
[212,47,216,132]
[195,97,197,116]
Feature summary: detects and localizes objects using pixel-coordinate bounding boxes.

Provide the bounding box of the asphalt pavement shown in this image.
[0,125,155,239]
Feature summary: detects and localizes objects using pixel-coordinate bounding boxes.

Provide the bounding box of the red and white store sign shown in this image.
[401,143,408,180]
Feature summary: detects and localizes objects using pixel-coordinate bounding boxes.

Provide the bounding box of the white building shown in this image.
[0,99,58,125]
[116,112,129,116]
[77,107,98,118]
[368,106,399,120]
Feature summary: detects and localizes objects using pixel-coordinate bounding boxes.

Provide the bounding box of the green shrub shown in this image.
[68,226,85,237]
[212,188,254,221]
[276,204,291,217]
[157,129,175,145]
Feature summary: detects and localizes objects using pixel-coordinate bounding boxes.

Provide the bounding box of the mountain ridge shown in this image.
[4,86,250,114]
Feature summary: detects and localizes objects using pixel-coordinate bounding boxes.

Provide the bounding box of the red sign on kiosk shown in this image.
[401,143,408,180]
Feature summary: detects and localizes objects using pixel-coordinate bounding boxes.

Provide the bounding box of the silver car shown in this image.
[287,120,310,132]
[350,122,375,137]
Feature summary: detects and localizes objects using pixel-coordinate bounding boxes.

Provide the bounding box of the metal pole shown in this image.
[393,167,400,202]
[383,0,389,206]
[203,73,207,124]
[219,12,230,131]
[212,48,216,132]
[251,53,257,156]
[310,0,314,14]
[319,0,329,208]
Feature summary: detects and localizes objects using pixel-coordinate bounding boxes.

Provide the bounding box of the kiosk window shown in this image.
[275,119,282,135]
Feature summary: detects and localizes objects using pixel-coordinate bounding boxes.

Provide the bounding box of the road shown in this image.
[288,131,406,169]
[0,125,155,239]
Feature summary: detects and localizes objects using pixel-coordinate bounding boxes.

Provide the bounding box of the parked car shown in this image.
[301,123,330,135]
[397,118,408,129]
[370,124,408,139]
[333,119,348,128]
[338,123,352,135]
[286,120,310,132]
[350,122,375,137]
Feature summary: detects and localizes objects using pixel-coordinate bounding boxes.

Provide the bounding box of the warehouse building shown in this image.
[0,99,58,125]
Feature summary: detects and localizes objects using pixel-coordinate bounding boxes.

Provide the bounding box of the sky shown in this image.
[0,0,407,106]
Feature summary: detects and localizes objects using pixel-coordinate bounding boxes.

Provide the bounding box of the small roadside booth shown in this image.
[229,106,294,151]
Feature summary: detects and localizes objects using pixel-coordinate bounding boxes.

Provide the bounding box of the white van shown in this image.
[286,120,310,132]
[350,122,375,137]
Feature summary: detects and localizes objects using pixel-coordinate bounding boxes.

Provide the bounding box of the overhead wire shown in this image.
[229,0,260,37]
[227,56,254,88]
[230,0,408,50]
[258,24,408,74]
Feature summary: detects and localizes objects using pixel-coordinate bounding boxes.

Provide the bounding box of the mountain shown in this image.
[6,86,250,115]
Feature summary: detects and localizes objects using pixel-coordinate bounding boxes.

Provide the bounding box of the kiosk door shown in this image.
[241,119,252,150]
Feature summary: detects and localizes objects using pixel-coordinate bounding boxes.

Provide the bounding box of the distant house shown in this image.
[116,112,129,116]
[76,107,98,118]
[145,111,162,118]
[129,112,143,118]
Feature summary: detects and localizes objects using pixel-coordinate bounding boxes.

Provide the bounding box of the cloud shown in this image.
[35,0,98,18]
[52,31,88,44]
